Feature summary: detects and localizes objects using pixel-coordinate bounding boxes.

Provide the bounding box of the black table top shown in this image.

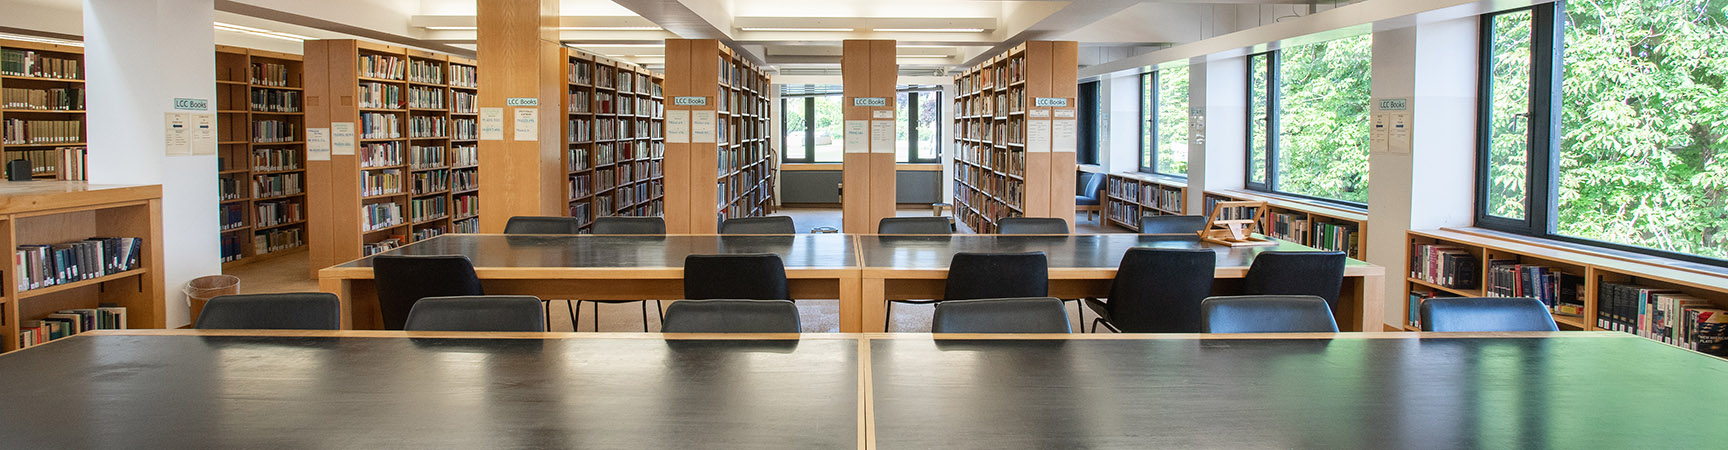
[869,335,1728,449]
[331,234,860,269]
[856,234,1369,269]
[0,335,858,450]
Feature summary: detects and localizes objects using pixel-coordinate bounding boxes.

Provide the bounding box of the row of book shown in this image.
[407,60,443,84]
[362,168,402,196]
[1202,197,1258,222]
[453,91,477,114]
[362,202,404,232]
[255,227,303,255]
[412,226,443,241]
[452,167,478,192]
[253,119,296,143]
[1311,222,1360,259]
[1486,260,1585,316]
[453,118,477,140]
[409,145,445,169]
[408,86,444,109]
[19,307,128,349]
[361,113,400,139]
[16,237,143,292]
[0,49,81,80]
[1410,244,1481,289]
[251,62,292,87]
[362,236,404,256]
[359,54,404,80]
[359,82,401,109]
[253,173,302,198]
[453,216,480,233]
[410,169,448,195]
[250,89,300,113]
[453,144,478,167]
[1599,281,1728,355]
[252,147,300,172]
[361,141,403,168]
[220,203,245,231]
[2,86,83,110]
[9,147,85,179]
[409,195,447,222]
[452,193,478,219]
[255,199,303,228]
[408,116,445,138]
[450,65,477,89]
[2,118,81,144]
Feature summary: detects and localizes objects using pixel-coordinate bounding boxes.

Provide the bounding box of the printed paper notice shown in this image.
[666,110,691,143]
[191,113,218,156]
[1051,119,1078,153]
[480,107,505,141]
[870,120,895,154]
[331,122,356,156]
[872,109,894,119]
[843,120,868,153]
[1027,119,1052,153]
[1053,109,1076,119]
[164,113,191,156]
[307,128,331,161]
[513,108,538,142]
[691,111,717,143]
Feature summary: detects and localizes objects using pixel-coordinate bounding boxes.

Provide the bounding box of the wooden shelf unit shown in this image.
[950,41,1077,233]
[0,182,165,352]
[561,49,665,231]
[305,40,480,272]
[661,39,776,233]
[714,47,776,223]
[0,39,87,181]
[214,46,308,268]
[1104,172,1188,231]
[1203,189,1366,259]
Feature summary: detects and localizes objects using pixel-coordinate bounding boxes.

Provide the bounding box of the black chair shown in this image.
[1075,172,1105,222]
[878,217,954,235]
[886,252,1048,331]
[1139,214,1209,234]
[1242,251,1347,308]
[1420,297,1559,332]
[403,296,547,332]
[662,299,801,333]
[373,255,485,330]
[1201,295,1339,333]
[996,217,1070,234]
[1085,248,1215,333]
[719,216,796,234]
[592,216,666,234]
[193,293,340,330]
[684,254,790,300]
[503,216,583,234]
[933,297,1071,333]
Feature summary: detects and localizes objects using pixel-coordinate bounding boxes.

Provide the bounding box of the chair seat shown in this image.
[1075,195,1101,206]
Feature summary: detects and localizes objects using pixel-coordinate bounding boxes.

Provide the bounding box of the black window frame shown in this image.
[1244,45,1371,210]
[1077,81,1100,166]
[780,96,820,163]
[1140,69,1190,179]
[900,88,943,164]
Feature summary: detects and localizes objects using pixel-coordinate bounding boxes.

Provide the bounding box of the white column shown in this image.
[84,0,220,328]
[941,83,957,203]
[1104,73,1140,173]
[1187,55,1246,213]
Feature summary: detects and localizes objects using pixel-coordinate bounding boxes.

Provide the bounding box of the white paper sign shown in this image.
[1027,119,1052,153]
[691,111,717,143]
[191,113,217,156]
[513,108,538,142]
[1030,109,1051,118]
[307,128,331,161]
[1053,109,1076,119]
[1389,112,1411,155]
[480,107,505,141]
[331,122,356,156]
[870,120,895,154]
[872,109,894,119]
[1051,119,1078,153]
[164,113,191,156]
[666,110,691,143]
[843,120,868,153]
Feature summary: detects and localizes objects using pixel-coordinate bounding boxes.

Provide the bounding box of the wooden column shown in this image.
[477,0,565,232]
[1043,42,1079,229]
[841,40,898,233]
[662,39,719,233]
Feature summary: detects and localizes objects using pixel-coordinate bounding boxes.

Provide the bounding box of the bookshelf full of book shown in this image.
[562,49,665,231]
[950,41,1077,233]
[214,46,308,268]
[0,39,87,181]
[1104,172,1187,231]
[661,39,776,233]
[1203,189,1367,259]
[713,46,775,224]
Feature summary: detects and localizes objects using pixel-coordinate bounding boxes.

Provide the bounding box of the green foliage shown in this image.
[1141,73,1155,168]
[1275,35,1373,204]
[1486,10,1535,219]
[1157,66,1191,175]
[1249,54,1270,184]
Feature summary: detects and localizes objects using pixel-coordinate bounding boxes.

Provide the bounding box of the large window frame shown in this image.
[780,95,822,163]
[780,90,941,164]
[1245,51,1281,194]
[1078,81,1100,166]
[1140,69,1190,178]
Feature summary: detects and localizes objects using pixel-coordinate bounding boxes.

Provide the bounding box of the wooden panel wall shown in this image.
[841,40,898,233]
[476,0,565,233]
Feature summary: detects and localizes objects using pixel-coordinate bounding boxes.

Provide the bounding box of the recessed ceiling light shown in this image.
[896,55,951,58]
[424,26,477,30]
[561,26,663,31]
[0,33,81,47]
[873,28,985,33]
[740,27,855,32]
[214,22,314,42]
[629,55,665,58]
[566,43,665,48]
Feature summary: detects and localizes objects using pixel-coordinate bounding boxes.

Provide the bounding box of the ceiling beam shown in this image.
[608,0,769,67]
[214,0,475,57]
[959,0,1142,68]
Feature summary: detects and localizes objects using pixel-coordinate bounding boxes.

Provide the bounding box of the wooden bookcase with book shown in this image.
[305,40,480,274]
[714,47,775,224]
[661,39,775,233]
[1405,228,1728,357]
[0,39,87,181]
[1202,189,1366,259]
[1104,172,1187,231]
[950,41,1077,233]
[213,45,308,268]
[0,182,164,352]
[561,49,665,231]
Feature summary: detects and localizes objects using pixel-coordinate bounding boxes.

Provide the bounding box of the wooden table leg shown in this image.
[861,277,886,333]
[838,276,863,333]
[320,277,353,330]
[1357,273,1386,332]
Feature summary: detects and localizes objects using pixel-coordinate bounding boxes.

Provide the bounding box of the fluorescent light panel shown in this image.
[0,33,81,47]
[873,28,984,33]
[214,22,313,42]
[739,27,854,32]
[428,26,663,31]
[896,55,950,58]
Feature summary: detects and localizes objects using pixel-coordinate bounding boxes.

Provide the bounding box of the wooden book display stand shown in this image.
[1199,200,1277,247]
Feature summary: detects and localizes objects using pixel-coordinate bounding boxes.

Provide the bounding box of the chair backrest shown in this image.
[932,297,1071,333]
[1139,215,1209,234]
[878,217,954,235]
[403,296,547,332]
[193,293,341,330]
[945,252,1048,300]
[591,216,667,235]
[719,216,797,234]
[1420,297,1559,332]
[1201,295,1339,333]
[996,217,1069,234]
[684,253,790,300]
[1076,172,1105,199]
[373,255,485,330]
[503,216,582,234]
[1242,251,1347,308]
[662,299,801,333]
[1105,248,1216,333]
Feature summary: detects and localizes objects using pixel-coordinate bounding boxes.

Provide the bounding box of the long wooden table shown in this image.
[3,330,1725,449]
[318,233,1384,332]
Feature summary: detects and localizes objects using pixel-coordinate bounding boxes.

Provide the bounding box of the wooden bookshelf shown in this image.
[950,41,1077,233]
[561,49,665,231]
[0,182,165,352]
[1202,188,1366,259]
[662,39,775,233]
[0,39,87,181]
[305,40,479,273]
[213,46,307,268]
[1104,172,1188,231]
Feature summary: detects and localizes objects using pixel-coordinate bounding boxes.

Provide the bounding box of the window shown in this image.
[1078,81,1100,165]
[1139,73,1154,173]
[1476,1,1728,264]
[895,89,942,163]
[1244,35,1373,206]
[1139,67,1190,176]
[780,90,844,163]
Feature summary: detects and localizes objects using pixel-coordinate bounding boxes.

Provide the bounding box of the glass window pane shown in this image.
[917,91,939,161]
[1156,66,1190,176]
[1485,10,1534,220]
[1248,54,1269,184]
[783,98,808,160]
[897,91,911,163]
[1142,73,1154,172]
[1556,0,1728,260]
[812,94,843,163]
[1274,35,1372,204]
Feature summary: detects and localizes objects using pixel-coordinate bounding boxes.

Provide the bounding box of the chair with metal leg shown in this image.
[1085,248,1215,333]
[1201,295,1339,333]
[885,252,1048,331]
[575,216,669,331]
[372,255,485,330]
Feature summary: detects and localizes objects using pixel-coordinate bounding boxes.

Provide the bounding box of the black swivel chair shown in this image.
[373,255,485,330]
[1086,248,1215,333]
[996,217,1070,234]
[684,254,791,301]
[404,296,547,332]
[885,252,1048,331]
[1242,251,1347,309]
[1139,214,1209,234]
[1075,172,1105,223]
[719,216,797,234]
[1420,297,1559,332]
[503,216,584,234]
[933,297,1071,333]
[576,216,667,331]
[662,299,801,333]
[194,293,341,330]
[878,217,954,235]
[1201,295,1340,333]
